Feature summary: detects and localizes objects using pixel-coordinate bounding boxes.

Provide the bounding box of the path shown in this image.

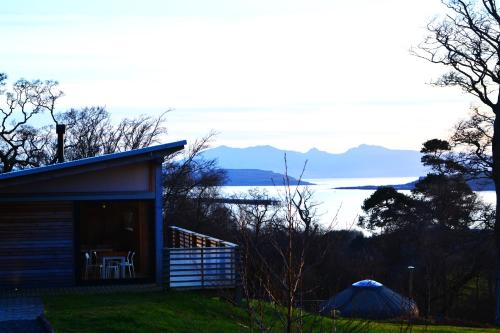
[0,297,49,333]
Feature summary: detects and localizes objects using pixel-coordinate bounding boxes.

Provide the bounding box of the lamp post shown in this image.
[408,265,415,300]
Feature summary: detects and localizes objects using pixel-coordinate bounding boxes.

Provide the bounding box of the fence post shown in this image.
[201,247,205,288]
[164,248,171,290]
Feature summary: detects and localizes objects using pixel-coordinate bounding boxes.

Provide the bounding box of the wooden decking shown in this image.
[0,226,240,295]
[165,226,241,290]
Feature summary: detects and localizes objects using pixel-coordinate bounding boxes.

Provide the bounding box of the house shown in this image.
[0,141,186,288]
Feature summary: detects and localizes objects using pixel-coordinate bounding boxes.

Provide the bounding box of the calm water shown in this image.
[221,177,496,232]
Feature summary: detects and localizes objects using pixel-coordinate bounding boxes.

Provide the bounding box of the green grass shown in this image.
[43,290,500,333]
[364,322,500,332]
[43,290,249,333]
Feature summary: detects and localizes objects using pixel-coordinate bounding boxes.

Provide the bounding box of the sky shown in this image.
[0,0,478,153]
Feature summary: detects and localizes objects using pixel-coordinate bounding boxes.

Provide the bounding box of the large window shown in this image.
[77,201,154,283]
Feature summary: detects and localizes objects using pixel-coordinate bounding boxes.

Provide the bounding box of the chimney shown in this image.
[56,124,66,163]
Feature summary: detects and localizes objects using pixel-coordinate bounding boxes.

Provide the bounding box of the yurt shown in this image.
[320,280,419,319]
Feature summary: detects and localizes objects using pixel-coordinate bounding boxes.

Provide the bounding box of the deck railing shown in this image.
[164,226,240,289]
[167,226,237,248]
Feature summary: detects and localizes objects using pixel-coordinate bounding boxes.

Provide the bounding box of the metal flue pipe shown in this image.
[56,124,66,163]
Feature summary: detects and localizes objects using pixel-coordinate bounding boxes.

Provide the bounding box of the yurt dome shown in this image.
[320,279,419,319]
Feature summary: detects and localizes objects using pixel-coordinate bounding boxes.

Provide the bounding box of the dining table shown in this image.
[99,251,129,279]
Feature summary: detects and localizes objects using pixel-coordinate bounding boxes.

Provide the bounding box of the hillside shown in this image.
[42,290,500,332]
[335,177,494,191]
[202,144,426,179]
[223,169,314,186]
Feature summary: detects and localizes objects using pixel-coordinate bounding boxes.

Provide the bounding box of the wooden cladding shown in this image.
[0,202,74,287]
[0,162,153,194]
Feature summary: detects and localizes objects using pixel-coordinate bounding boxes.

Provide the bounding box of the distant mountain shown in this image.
[335,177,494,191]
[223,169,314,186]
[202,144,427,178]
[335,180,419,191]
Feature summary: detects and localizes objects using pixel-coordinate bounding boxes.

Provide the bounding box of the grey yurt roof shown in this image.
[321,279,418,319]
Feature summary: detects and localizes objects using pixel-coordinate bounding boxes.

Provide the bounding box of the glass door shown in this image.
[76,200,154,283]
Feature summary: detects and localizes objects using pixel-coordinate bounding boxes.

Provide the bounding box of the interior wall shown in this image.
[78,200,154,281]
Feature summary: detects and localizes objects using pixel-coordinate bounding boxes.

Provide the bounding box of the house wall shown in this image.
[0,162,153,194]
[0,202,74,288]
[0,160,165,288]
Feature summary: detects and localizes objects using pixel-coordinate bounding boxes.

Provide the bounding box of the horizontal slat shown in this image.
[169,256,234,261]
[0,268,72,274]
[169,249,235,252]
[170,278,236,283]
[170,281,236,286]
[169,265,233,270]
[170,270,233,275]
[164,252,238,289]
[0,249,73,256]
[169,252,234,256]
[0,241,72,249]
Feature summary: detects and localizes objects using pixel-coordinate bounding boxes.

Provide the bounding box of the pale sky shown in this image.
[1,0,477,153]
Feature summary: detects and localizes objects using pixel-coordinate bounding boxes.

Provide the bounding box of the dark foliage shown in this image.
[162,133,230,239]
[414,0,500,322]
[358,186,416,232]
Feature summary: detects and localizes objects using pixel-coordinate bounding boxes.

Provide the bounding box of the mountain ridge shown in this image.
[202,144,427,178]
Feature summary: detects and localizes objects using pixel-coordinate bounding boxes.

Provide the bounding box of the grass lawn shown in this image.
[43,290,500,333]
[367,322,500,332]
[43,290,249,333]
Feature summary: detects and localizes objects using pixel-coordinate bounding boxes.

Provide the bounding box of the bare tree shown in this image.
[116,112,167,151]
[414,0,500,323]
[56,107,115,160]
[236,159,332,333]
[163,132,227,232]
[56,106,170,161]
[0,73,63,172]
[236,189,280,246]
[417,107,493,181]
[451,107,494,179]
[0,72,169,172]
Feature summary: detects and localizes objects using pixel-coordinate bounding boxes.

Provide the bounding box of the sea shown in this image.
[221,177,497,232]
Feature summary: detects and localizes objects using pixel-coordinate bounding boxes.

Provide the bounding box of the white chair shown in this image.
[84,252,103,279]
[103,259,120,279]
[92,251,104,279]
[121,251,136,278]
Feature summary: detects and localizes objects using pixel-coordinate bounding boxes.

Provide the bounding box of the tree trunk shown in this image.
[493,112,500,325]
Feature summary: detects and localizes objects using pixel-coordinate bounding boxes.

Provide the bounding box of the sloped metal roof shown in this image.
[0,140,187,181]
